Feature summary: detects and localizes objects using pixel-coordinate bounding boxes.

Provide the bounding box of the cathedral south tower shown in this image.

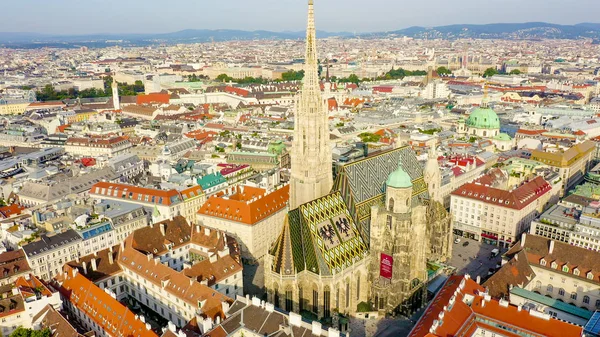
[290,0,333,209]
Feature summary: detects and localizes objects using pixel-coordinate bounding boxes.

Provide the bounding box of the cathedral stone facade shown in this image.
[264,0,452,321]
[367,154,452,315]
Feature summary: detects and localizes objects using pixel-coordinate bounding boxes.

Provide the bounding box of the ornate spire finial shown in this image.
[482,82,489,108]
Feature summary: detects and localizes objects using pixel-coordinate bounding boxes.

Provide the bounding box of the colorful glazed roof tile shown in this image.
[270,192,368,276]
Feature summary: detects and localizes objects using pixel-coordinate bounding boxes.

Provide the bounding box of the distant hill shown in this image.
[0,29,354,48]
[365,22,600,40]
[1,22,600,48]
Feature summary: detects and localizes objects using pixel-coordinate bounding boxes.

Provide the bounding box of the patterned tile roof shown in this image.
[271,192,368,276]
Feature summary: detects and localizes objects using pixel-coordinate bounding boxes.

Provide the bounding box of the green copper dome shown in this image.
[386,165,412,188]
[494,133,512,141]
[466,107,500,130]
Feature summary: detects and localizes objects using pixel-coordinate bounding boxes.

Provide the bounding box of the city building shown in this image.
[90,182,204,223]
[205,295,343,337]
[197,185,289,262]
[451,173,555,247]
[64,136,132,158]
[408,274,583,337]
[59,215,242,332]
[484,233,600,314]
[530,140,595,195]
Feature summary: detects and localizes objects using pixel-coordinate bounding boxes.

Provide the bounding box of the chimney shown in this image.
[91,258,97,271]
[476,276,481,284]
[108,252,114,265]
[549,240,555,254]
[196,225,201,233]
[520,232,527,248]
[204,227,210,236]
[160,223,167,236]
[82,262,87,274]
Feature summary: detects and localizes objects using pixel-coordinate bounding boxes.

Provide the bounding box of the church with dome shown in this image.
[457,92,515,151]
[457,104,501,138]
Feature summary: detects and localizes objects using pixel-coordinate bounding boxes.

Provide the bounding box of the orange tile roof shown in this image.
[15,274,53,298]
[91,182,183,206]
[121,236,231,321]
[198,185,289,225]
[136,93,170,105]
[59,269,158,337]
[0,204,26,219]
[410,275,583,337]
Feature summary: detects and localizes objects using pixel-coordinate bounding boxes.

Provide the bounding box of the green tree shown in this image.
[483,67,499,78]
[347,74,360,85]
[358,132,381,143]
[509,69,522,75]
[436,66,452,75]
[9,328,51,337]
[216,74,233,82]
[281,70,305,81]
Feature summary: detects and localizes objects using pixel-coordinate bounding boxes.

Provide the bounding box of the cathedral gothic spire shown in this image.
[289,0,333,209]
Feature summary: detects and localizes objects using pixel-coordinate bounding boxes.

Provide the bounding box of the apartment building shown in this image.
[197,184,289,262]
[0,274,62,337]
[408,274,583,337]
[530,204,600,251]
[485,233,600,316]
[451,175,554,247]
[0,250,32,286]
[530,140,595,195]
[64,136,132,158]
[59,216,241,333]
[23,230,81,280]
[90,182,204,223]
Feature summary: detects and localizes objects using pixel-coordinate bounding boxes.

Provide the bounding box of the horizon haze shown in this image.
[2,0,600,35]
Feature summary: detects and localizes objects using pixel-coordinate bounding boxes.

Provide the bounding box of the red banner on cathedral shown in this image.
[380,253,393,279]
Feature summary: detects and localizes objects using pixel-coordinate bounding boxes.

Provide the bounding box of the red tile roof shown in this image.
[59,269,158,337]
[199,185,289,225]
[451,176,551,210]
[91,182,183,206]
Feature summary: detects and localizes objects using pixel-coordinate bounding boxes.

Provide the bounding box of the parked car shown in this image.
[454,238,461,244]
[462,241,470,247]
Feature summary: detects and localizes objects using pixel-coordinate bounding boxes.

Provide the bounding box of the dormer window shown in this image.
[573,268,580,276]
[562,266,569,273]
[588,272,594,280]
[540,259,546,266]
[551,262,558,269]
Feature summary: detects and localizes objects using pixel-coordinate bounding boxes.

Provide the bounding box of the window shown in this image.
[540,259,546,266]
[559,288,565,296]
[547,284,553,292]
[596,299,600,309]
[584,296,590,304]
[562,266,569,273]
[571,292,577,300]
[551,262,557,269]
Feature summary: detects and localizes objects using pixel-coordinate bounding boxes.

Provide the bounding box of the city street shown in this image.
[243,262,266,299]
[448,238,505,281]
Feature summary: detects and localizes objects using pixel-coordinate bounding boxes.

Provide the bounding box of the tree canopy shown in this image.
[10,328,51,337]
[509,69,522,75]
[280,70,305,81]
[483,67,499,78]
[436,66,452,75]
[358,132,381,143]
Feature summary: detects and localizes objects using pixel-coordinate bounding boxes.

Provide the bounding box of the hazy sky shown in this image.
[3,0,600,35]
